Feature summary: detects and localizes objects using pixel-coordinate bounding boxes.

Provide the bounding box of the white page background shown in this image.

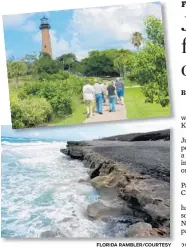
[0,0,183,246]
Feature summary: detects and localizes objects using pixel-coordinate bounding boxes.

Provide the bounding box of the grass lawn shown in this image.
[48,101,87,126]
[125,87,171,119]
[124,80,139,87]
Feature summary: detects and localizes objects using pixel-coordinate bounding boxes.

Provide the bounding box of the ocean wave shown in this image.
[2,140,66,149]
[1,136,67,144]
[1,140,109,238]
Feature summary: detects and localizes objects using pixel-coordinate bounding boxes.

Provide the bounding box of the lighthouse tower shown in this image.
[39,16,52,56]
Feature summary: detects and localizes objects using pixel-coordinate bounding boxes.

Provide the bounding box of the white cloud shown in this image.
[22,20,37,32]
[33,31,41,42]
[3,13,37,32]
[75,50,89,60]
[3,14,31,27]
[33,30,89,60]
[50,30,71,57]
[70,3,162,47]
[33,30,70,57]
[33,2,162,60]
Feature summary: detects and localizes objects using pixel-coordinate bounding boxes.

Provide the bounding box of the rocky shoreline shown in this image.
[60,129,170,238]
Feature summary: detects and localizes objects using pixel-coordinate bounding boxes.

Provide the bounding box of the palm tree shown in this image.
[131,32,143,50]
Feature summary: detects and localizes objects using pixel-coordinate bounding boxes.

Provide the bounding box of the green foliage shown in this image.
[7,60,27,86]
[41,70,70,81]
[144,15,164,46]
[10,95,25,128]
[57,53,77,70]
[18,81,71,116]
[66,76,85,95]
[49,98,86,126]
[8,15,169,128]
[23,53,38,75]
[82,50,119,76]
[127,16,168,107]
[131,32,143,49]
[113,50,133,77]
[18,75,84,117]
[32,52,61,80]
[128,42,167,84]
[128,43,168,107]
[142,79,169,107]
[10,95,52,129]
[70,61,85,75]
[85,77,97,85]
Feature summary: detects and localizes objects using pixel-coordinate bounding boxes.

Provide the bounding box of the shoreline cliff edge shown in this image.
[60,129,170,238]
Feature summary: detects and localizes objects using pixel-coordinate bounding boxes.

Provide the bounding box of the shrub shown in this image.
[32,52,61,77]
[10,95,25,129]
[66,76,85,95]
[18,81,41,99]
[18,80,74,117]
[47,70,70,81]
[10,96,52,128]
[17,74,86,121]
[37,70,70,81]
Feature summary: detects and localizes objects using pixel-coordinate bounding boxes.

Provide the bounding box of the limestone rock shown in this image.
[60,149,68,156]
[68,147,84,159]
[40,229,66,238]
[78,178,89,184]
[144,203,170,221]
[91,170,128,189]
[86,200,132,219]
[60,129,170,236]
[125,222,152,237]
[87,201,109,218]
[126,227,168,238]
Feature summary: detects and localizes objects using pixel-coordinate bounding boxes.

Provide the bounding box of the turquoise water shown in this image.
[1,138,108,238]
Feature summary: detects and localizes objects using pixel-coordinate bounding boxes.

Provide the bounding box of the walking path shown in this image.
[83,84,138,124]
[84,103,127,124]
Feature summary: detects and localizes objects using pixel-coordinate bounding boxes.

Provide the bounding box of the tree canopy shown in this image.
[57,53,77,71]
[127,15,168,106]
[7,60,27,87]
[32,52,61,80]
[144,15,164,46]
[131,32,143,49]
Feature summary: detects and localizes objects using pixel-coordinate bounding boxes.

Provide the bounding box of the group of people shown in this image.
[82,78,124,118]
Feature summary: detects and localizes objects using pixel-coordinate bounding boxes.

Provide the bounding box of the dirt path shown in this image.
[84,103,127,123]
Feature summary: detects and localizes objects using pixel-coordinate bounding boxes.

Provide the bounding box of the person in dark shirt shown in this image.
[107,82,116,112]
[115,78,124,105]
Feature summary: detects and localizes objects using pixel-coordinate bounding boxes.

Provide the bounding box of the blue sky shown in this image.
[1,120,170,141]
[3,2,162,60]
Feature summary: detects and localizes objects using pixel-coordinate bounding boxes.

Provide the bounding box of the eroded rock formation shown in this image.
[60,129,170,237]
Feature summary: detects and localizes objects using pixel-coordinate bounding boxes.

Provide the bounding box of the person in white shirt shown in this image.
[83,80,95,117]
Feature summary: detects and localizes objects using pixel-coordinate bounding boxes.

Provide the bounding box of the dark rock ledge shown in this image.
[60,129,170,238]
